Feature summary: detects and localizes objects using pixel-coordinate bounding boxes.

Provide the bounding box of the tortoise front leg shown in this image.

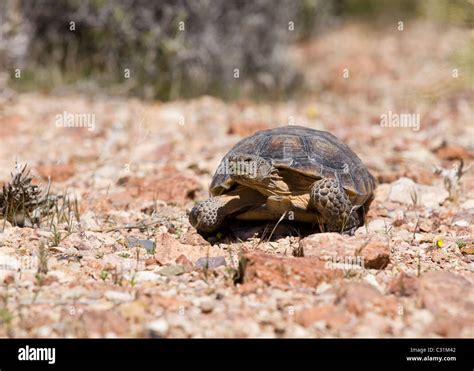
[189,186,267,234]
[189,197,228,234]
[309,178,361,233]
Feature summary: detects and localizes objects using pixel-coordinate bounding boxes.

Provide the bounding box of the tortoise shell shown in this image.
[210,126,376,206]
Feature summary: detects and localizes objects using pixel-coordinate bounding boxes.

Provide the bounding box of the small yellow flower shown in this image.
[436,238,443,248]
[306,106,318,120]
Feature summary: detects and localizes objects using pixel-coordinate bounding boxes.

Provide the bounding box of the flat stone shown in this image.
[296,304,351,329]
[461,199,474,209]
[127,237,156,254]
[104,290,135,303]
[418,271,474,336]
[195,256,227,269]
[452,211,473,228]
[133,271,161,283]
[154,233,223,265]
[341,282,398,316]
[454,219,469,227]
[239,251,343,289]
[158,265,185,277]
[367,218,391,233]
[388,177,448,208]
[300,233,390,270]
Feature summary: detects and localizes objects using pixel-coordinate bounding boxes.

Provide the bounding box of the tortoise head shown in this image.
[227,154,274,185]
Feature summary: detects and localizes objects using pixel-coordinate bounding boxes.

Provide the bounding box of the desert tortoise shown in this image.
[189,126,376,234]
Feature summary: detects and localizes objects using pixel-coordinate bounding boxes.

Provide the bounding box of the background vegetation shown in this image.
[0,0,472,100]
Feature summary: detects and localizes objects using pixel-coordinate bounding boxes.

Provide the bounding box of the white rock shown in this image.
[316,282,332,295]
[367,218,390,233]
[146,319,169,337]
[94,165,120,179]
[364,273,384,294]
[388,177,417,204]
[87,300,115,311]
[104,290,134,303]
[289,325,311,338]
[461,199,474,209]
[410,309,434,326]
[36,325,53,337]
[453,219,469,227]
[133,271,161,283]
[63,286,88,300]
[414,233,434,243]
[418,185,449,208]
[388,177,448,208]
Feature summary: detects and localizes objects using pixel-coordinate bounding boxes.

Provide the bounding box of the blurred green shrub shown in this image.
[419,0,473,27]
[0,0,471,100]
[338,0,473,26]
[337,0,417,18]
[2,0,335,100]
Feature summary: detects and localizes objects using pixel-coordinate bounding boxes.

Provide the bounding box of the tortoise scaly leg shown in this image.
[189,186,266,234]
[189,197,227,234]
[309,178,361,233]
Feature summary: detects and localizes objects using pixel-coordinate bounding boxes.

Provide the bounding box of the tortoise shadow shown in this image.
[201,220,323,245]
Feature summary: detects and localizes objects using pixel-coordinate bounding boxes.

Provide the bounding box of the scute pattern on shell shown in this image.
[210,126,375,204]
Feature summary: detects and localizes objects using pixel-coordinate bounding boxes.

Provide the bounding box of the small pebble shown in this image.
[158,265,185,276]
[146,319,169,338]
[127,237,156,254]
[195,256,226,269]
[200,300,214,314]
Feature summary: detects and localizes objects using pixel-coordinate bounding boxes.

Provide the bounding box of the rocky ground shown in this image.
[0,21,473,338]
